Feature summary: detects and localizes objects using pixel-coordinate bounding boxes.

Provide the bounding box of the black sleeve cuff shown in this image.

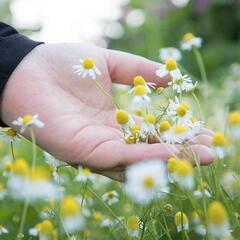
[0,22,44,127]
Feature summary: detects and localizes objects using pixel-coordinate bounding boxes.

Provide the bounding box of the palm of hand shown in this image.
[1,43,213,180]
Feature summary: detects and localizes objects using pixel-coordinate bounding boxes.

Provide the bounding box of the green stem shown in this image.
[93,79,120,109]
[192,47,208,100]
[17,127,37,237]
[81,180,88,206]
[10,141,16,161]
[191,92,204,121]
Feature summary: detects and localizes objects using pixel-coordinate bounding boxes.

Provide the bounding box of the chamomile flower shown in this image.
[115,109,135,135]
[228,111,240,139]
[125,159,168,205]
[126,216,140,238]
[194,182,211,198]
[102,190,119,205]
[60,195,85,234]
[131,85,151,110]
[158,121,172,142]
[159,47,182,62]
[13,114,44,133]
[29,220,56,240]
[174,211,189,232]
[208,201,229,238]
[0,225,8,235]
[72,58,101,80]
[156,58,182,80]
[75,167,95,182]
[164,124,193,144]
[175,160,194,190]
[129,75,156,94]
[139,114,156,138]
[167,97,192,124]
[192,211,207,236]
[181,33,202,51]
[0,128,20,142]
[188,117,204,134]
[211,132,228,159]
[168,74,197,93]
[167,157,179,183]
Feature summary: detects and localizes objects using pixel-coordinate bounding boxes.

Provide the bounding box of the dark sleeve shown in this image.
[0,22,44,126]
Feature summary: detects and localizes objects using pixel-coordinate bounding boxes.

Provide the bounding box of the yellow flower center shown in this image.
[174,125,187,134]
[145,114,156,124]
[165,59,178,71]
[13,158,30,176]
[176,105,187,117]
[212,132,227,146]
[134,109,143,116]
[39,220,54,236]
[163,203,173,213]
[143,176,155,188]
[22,115,33,124]
[208,201,228,225]
[133,76,146,86]
[125,137,136,144]
[228,111,240,126]
[131,124,140,132]
[183,33,195,42]
[190,117,197,123]
[4,162,13,171]
[127,216,139,230]
[6,128,17,137]
[60,196,81,217]
[167,157,179,173]
[83,58,95,69]
[159,121,171,132]
[82,168,91,176]
[134,85,147,96]
[116,109,130,125]
[93,212,102,221]
[29,167,50,181]
[176,161,193,176]
[175,211,188,226]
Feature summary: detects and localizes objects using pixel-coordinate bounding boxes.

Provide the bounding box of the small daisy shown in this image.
[156,58,182,80]
[159,47,182,62]
[175,160,194,190]
[102,190,119,205]
[168,74,197,93]
[0,128,20,142]
[75,167,95,183]
[158,121,172,142]
[211,132,228,159]
[131,85,151,110]
[126,216,140,238]
[13,114,44,133]
[129,75,156,94]
[0,225,8,235]
[101,217,114,228]
[125,159,168,205]
[139,114,156,138]
[72,58,101,80]
[228,111,240,139]
[164,124,194,144]
[167,157,179,183]
[29,220,56,240]
[60,195,85,234]
[167,97,192,124]
[192,211,207,236]
[188,117,204,135]
[208,201,229,238]
[174,211,189,232]
[193,182,211,198]
[181,32,202,51]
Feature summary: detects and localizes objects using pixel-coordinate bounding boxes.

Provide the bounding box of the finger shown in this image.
[179,144,213,165]
[104,49,170,87]
[188,134,212,147]
[95,170,124,182]
[197,128,214,137]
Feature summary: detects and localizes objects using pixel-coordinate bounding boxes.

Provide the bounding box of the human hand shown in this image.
[0,43,213,181]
